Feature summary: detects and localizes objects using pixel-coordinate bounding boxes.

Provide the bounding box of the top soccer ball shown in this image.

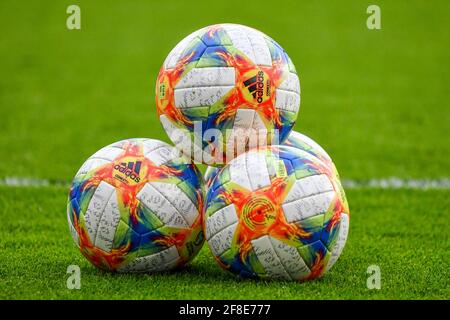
[156,23,300,166]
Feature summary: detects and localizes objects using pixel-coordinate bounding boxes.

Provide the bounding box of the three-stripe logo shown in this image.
[113,160,142,184]
[243,71,266,103]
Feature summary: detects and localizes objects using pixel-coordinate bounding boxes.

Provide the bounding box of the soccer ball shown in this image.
[204,145,349,280]
[156,23,300,166]
[67,138,205,272]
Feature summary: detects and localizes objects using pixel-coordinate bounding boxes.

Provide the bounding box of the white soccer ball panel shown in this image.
[283,174,334,203]
[174,86,234,109]
[118,245,180,273]
[148,181,199,227]
[174,67,235,89]
[136,183,189,229]
[93,190,121,252]
[207,222,238,257]
[83,181,116,244]
[221,24,272,66]
[228,150,271,191]
[205,204,238,241]
[251,235,310,280]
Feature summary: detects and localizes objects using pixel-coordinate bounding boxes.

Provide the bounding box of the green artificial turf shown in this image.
[0,187,448,299]
[0,0,449,300]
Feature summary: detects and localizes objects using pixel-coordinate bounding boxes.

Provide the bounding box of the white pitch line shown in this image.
[341,177,450,190]
[0,177,69,188]
[0,176,449,190]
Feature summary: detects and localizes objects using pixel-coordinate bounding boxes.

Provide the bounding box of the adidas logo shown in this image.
[113,161,142,183]
[243,71,265,103]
